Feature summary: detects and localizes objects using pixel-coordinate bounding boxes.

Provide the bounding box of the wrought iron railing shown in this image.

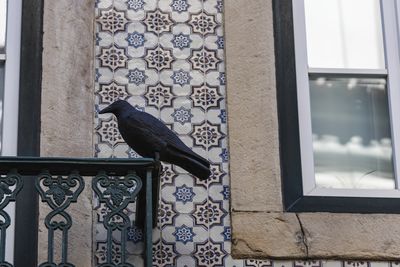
[0,157,160,267]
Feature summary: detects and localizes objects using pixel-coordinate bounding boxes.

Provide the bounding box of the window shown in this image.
[1,0,21,156]
[277,0,400,212]
[1,0,23,264]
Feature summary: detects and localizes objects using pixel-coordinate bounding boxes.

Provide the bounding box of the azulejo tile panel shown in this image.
[95,0,229,265]
[94,0,390,267]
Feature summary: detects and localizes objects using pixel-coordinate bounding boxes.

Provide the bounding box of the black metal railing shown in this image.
[0,157,160,267]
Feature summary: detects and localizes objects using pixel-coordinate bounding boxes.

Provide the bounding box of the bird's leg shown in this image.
[154,151,160,162]
[154,151,162,179]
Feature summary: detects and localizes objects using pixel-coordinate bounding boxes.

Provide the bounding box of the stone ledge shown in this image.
[232,211,400,260]
[231,212,306,259]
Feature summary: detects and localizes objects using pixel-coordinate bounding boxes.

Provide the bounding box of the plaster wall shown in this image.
[39,0,95,266]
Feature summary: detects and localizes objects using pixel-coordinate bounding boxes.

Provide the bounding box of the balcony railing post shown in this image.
[145,168,153,267]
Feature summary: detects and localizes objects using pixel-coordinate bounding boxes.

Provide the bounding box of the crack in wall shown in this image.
[233,237,265,255]
[295,213,309,257]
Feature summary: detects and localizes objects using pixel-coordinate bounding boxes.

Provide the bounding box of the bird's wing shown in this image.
[163,144,211,180]
[122,113,168,152]
[165,142,210,168]
[129,112,210,168]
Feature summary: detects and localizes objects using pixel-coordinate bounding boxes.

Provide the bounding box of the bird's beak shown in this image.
[99,105,112,114]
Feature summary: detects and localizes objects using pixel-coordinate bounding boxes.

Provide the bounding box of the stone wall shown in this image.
[226,0,400,263]
[39,0,95,266]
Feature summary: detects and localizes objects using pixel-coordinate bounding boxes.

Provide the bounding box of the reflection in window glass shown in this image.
[0,0,6,53]
[304,0,385,69]
[310,77,394,189]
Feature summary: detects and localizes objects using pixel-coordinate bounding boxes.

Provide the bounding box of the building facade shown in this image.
[1,0,399,266]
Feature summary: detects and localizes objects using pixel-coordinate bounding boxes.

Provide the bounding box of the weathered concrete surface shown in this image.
[225,0,282,212]
[231,212,306,259]
[41,0,95,158]
[299,213,400,260]
[232,212,400,260]
[39,0,95,266]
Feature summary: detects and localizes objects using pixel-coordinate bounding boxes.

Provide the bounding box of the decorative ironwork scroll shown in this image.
[92,171,142,267]
[0,156,158,267]
[36,170,84,267]
[0,170,23,267]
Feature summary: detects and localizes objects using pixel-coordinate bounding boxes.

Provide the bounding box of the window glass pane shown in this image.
[0,0,6,54]
[304,0,385,69]
[310,77,394,189]
[0,62,3,153]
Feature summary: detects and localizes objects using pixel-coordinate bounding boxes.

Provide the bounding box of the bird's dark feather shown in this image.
[102,100,210,180]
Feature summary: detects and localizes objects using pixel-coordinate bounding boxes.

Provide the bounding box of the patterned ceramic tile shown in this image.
[193,240,228,267]
[343,262,370,267]
[175,254,198,267]
[161,213,208,255]
[295,261,322,267]
[161,173,208,214]
[223,255,245,267]
[209,214,230,254]
[368,263,389,267]
[322,262,342,267]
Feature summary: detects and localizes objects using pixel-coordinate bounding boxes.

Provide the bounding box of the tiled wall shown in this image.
[94,0,399,266]
[94,0,232,265]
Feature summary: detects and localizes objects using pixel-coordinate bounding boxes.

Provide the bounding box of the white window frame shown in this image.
[292,0,400,198]
[1,0,22,263]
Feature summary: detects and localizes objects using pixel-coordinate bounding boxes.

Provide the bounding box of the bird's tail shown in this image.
[163,145,211,180]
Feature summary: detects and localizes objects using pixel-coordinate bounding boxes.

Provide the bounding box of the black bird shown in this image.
[99,100,211,180]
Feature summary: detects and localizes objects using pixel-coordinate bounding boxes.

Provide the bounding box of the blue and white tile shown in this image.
[208,135,228,162]
[96,21,114,53]
[95,60,114,85]
[208,176,229,211]
[161,173,208,214]
[295,261,323,267]
[223,255,245,267]
[193,240,228,267]
[244,260,260,267]
[160,97,206,135]
[162,61,204,96]
[96,0,114,19]
[161,213,208,255]
[126,226,160,255]
[94,143,114,158]
[207,108,227,135]
[153,239,178,266]
[369,263,390,267]
[321,262,342,267]
[159,0,203,23]
[203,0,224,24]
[274,261,295,267]
[209,213,231,254]
[343,262,370,267]
[126,254,145,267]
[159,24,203,60]
[175,255,198,267]
[113,0,147,21]
[112,143,133,158]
